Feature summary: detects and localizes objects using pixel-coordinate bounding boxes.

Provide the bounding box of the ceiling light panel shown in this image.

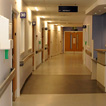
[35,7,39,11]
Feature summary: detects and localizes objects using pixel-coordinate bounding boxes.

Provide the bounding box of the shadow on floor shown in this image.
[21,75,104,94]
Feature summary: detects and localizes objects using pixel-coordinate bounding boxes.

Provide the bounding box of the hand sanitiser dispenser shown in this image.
[0,15,13,59]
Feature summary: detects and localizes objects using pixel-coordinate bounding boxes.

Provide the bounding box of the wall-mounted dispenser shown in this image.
[0,15,12,50]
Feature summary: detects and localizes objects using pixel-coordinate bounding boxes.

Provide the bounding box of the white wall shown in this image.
[0,0,12,20]
[83,15,93,72]
[49,25,63,57]
[0,1,12,106]
[32,16,43,68]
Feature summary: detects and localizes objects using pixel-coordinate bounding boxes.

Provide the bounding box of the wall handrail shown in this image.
[20,53,34,66]
[0,68,15,97]
[85,49,92,57]
[36,49,43,54]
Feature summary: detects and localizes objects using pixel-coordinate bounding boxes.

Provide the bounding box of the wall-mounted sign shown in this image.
[45,27,48,30]
[32,21,36,26]
[59,6,78,12]
[39,41,41,44]
[83,25,87,29]
[85,41,87,45]
[72,27,78,31]
[20,12,26,18]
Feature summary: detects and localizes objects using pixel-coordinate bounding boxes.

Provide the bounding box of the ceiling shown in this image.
[23,0,97,27]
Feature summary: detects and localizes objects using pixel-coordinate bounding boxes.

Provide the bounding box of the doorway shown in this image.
[65,32,83,52]
[12,12,17,101]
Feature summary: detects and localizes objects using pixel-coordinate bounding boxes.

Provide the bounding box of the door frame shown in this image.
[64,31,83,53]
[12,8,20,100]
[12,12,18,101]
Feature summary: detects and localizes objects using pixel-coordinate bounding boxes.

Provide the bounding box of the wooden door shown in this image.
[32,26,35,67]
[76,32,83,51]
[65,32,71,51]
[65,32,83,52]
[12,13,17,101]
[48,30,50,57]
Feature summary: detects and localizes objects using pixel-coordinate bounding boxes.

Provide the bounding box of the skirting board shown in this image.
[20,73,32,93]
[36,63,42,69]
[97,81,105,92]
[65,51,82,54]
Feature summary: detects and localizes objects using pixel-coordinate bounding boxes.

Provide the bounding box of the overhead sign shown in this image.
[20,12,26,18]
[32,21,36,26]
[59,6,78,12]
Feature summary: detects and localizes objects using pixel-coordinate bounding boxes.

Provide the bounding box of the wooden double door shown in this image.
[65,32,83,52]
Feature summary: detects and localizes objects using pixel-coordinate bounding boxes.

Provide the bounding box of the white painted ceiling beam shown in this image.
[86,0,106,15]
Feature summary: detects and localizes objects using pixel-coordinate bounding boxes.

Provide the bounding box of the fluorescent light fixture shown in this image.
[55,24,58,25]
[48,21,52,22]
[41,16,45,18]
[35,7,39,11]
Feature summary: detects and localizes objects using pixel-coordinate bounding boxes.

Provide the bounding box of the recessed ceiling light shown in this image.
[48,21,52,22]
[41,16,45,18]
[95,13,97,15]
[35,7,39,11]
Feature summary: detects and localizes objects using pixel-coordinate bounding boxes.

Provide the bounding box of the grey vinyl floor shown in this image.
[21,75,104,94]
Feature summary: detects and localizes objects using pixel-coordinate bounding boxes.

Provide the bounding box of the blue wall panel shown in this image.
[93,13,106,58]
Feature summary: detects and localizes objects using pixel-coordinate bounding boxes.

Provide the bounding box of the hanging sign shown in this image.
[59,6,78,12]
[20,12,26,18]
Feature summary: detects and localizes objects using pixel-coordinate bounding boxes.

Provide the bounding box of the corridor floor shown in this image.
[13,53,106,106]
[33,53,91,75]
